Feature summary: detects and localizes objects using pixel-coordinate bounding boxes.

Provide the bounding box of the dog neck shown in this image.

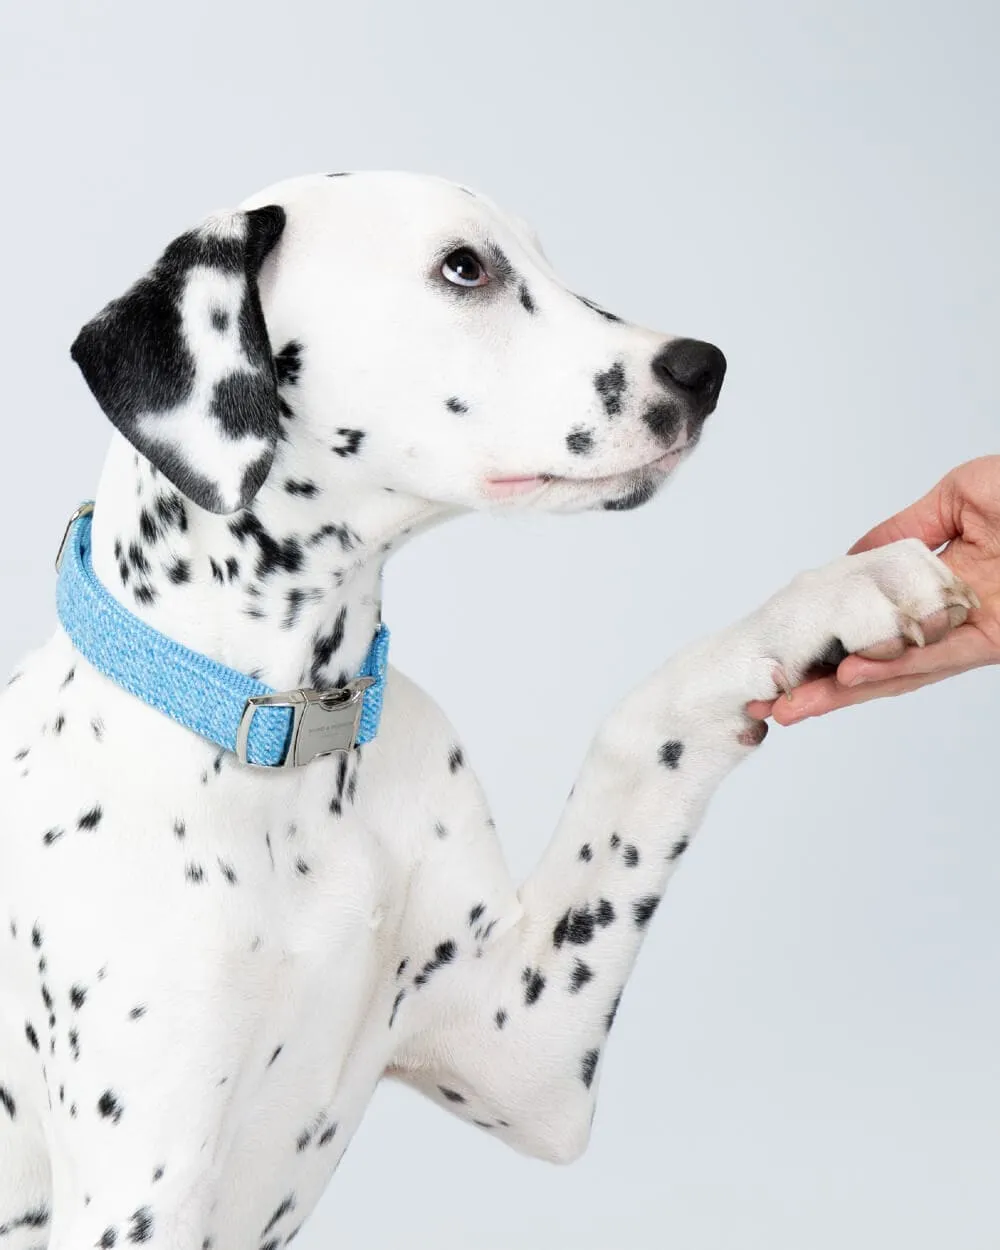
[87,434,444,691]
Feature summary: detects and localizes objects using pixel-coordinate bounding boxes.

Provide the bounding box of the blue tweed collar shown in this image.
[55,503,390,768]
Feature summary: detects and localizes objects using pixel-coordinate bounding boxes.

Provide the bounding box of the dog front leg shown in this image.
[388,541,974,1161]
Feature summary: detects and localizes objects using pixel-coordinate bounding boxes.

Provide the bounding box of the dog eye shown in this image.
[441,249,489,288]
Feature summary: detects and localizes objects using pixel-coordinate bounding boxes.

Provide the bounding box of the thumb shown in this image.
[849,477,957,554]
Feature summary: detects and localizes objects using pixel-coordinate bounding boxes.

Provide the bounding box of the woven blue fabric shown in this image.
[56,507,390,767]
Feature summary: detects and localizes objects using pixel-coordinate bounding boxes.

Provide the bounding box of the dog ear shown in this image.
[71,205,287,514]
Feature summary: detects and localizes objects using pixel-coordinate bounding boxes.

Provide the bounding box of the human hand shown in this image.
[747,456,1000,725]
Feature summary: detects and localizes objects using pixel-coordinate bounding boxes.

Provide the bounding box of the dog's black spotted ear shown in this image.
[71,205,287,514]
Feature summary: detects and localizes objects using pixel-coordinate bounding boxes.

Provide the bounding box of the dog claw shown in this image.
[771,665,794,700]
[900,617,926,648]
[946,581,981,613]
[946,603,970,629]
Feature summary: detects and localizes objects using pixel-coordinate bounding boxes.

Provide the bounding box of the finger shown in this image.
[849,477,957,554]
[745,699,775,719]
[836,624,995,687]
[771,668,964,724]
[852,605,964,660]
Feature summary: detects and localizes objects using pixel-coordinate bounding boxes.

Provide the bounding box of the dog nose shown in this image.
[651,339,727,413]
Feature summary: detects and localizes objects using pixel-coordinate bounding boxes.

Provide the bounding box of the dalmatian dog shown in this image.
[0,172,976,1249]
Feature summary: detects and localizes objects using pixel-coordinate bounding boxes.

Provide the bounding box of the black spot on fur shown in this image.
[594,362,626,416]
[603,478,658,511]
[566,427,595,455]
[522,966,546,1005]
[553,899,615,948]
[581,1048,600,1088]
[519,283,536,314]
[448,746,464,773]
[166,558,190,585]
[77,805,103,831]
[155,493,188,533]
[234,514,304,580]
[668,837,689,861]
[623,844,639,868]
[128,544,151,576]
[495,1008,508,1029]
[578,843,593,862]
[311,606,347,686]
[284,478,318,498]
[332,428,365,458]
[307,522,358,552]
[261,1195,295,1239]
[0,1085,15,1119]
[439,1086,465,1103]
[445,396,468,414]
[138,510,159,544]
[25,1022,39,1051]
[605,989,622,1032]
[413,939,457,987]
[97,1090,123,1123]
[127,1207,154,1243]
[570,960,594,993]
[633,895,660,928]
[274,341,303,386]
[643,399,683,444]
[659,739,684,769]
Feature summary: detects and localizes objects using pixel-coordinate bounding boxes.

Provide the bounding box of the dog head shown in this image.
[72,172,725,516]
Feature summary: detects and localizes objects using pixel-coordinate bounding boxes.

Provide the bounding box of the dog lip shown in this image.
[484,446,686,497]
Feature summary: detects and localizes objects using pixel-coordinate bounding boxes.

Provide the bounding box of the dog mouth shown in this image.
[483,445,688,502]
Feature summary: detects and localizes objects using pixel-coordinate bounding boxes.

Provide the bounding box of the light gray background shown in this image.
[2,1,998,1247]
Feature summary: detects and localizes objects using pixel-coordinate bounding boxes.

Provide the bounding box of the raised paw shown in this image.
[759,538,978,700]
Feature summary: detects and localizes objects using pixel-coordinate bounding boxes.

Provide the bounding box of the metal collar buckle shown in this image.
[55,502,95,572]
[236,677,376,768]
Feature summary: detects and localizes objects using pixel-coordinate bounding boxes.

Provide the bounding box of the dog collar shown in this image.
[55,503,390,768]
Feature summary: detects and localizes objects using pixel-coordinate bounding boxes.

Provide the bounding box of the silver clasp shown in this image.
[55,501,95,573]
[236,676,375,768]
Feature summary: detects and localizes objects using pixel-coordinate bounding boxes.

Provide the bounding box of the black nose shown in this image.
[652,339,727,413]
